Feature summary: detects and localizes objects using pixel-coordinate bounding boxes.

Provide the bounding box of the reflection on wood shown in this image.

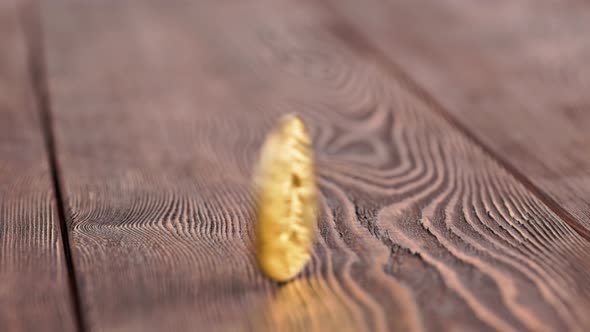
[253,276,365,331]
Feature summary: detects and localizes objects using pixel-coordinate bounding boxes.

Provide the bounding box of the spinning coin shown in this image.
[255,114,318,282]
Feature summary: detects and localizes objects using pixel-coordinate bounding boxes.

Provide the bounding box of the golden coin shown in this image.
[255,114,318,282]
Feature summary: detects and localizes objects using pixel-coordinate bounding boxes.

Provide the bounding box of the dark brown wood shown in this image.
[42,0,590,331]
[330,0,590,234]
[0,1,77,331]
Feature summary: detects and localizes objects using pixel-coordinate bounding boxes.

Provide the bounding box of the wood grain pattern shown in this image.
[330,0,590,234]
[43,0,590,331]
[0,1,77,331]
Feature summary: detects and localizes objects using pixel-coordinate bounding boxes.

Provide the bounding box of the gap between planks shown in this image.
[18,0,87,331]
[316,0,590,242]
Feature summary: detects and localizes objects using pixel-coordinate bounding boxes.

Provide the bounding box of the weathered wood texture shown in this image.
[330,0,590,234]
[43,0,590,331]
[0,1,76,331]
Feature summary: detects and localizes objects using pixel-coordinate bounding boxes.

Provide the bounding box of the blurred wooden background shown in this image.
[1,0,590,331]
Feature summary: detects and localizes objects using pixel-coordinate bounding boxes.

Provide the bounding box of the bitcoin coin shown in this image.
[255,114,318,282]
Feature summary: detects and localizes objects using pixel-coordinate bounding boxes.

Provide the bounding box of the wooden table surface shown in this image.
[2,0,590,331]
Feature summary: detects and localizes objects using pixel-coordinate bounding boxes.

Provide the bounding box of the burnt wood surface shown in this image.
[39,0,590,331]
[0,0,588,331]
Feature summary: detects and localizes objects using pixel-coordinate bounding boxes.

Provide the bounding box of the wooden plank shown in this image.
[329,0,590,233]
[0,1,77,331]
[43,0,590,330]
